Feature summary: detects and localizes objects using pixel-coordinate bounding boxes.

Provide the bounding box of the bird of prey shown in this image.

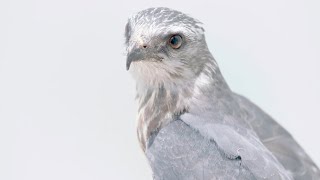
[125,7,320,180]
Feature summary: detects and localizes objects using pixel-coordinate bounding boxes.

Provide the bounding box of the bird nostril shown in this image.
[142,45,147,49]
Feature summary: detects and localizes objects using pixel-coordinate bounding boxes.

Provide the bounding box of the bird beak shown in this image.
[126,48,145,70]
[126,47,163,70]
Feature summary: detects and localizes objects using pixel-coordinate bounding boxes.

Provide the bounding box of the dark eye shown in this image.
[168,35,183,49]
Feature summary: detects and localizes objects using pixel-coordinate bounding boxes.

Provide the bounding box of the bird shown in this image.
[125,7,320,180]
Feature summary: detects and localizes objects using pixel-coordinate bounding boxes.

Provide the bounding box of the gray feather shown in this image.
[234,94,320,179]
[147,120,256,180]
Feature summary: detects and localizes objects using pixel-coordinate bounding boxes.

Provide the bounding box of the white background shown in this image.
[0,0,319,179]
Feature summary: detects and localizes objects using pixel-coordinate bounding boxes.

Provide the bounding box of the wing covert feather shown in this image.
[234,94,320,179]
[146,120,255,180]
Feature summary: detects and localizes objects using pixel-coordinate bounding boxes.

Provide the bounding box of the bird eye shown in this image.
[168,35,183,49]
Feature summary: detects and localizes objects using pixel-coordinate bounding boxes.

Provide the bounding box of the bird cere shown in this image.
[125,7,320,179]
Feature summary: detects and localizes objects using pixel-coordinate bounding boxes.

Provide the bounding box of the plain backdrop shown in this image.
[0,0,319,179]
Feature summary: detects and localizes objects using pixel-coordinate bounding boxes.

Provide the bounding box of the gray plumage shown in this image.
[125,7,320,180]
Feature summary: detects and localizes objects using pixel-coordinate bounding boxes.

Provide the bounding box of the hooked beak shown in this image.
[126,47,164,70]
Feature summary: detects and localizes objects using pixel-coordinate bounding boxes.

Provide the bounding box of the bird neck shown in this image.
[135,61,230,152]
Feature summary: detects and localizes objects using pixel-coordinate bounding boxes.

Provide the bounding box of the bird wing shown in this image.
[180,110,293,180]
[233,94,320,180]
[146,119,256,180]
[145,90,319,180]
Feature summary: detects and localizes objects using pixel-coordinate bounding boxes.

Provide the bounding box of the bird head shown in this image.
[125,7,217,88]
